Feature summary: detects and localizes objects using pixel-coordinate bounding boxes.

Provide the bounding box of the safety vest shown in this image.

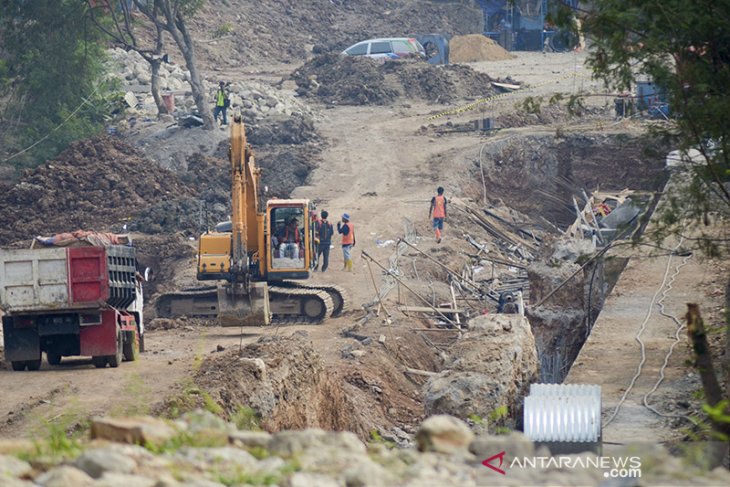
[433,195,446,218]
[341,222,354,245]
[216,89,226,107]
[284,226,300,243]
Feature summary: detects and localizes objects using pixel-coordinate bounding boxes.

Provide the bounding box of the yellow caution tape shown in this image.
[426,70,592,121]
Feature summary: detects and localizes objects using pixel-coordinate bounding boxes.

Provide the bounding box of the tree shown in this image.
[133,0,214,129]
[567,0,730,460]
[87,0,169,117]
[0,0,112,166]
[569,0,730,255]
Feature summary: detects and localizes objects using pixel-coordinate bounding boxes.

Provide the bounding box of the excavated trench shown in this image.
[475,132,669,383]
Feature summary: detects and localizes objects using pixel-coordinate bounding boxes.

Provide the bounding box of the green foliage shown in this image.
[519,96,543,115]
[19,417,85,463]
[548,93,564,105]
[368,429,396,449]
[214,22,234,38]
[489,406,510,435]
[213,461,299,487]
[232,405,262,431]
[144,428,228,455]
[246,445,271,460]
[467,413,485,425]
[702,400,730,440]
[575,0,730,255]
[566,94,585,116]
[0,0,114,167]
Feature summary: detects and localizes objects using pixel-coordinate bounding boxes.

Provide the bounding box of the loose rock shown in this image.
[416,415,474,454]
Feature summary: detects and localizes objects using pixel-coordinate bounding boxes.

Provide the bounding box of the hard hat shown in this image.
[342,213,350,220]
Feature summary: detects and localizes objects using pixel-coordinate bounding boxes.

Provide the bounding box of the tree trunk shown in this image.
[150,59,167,116]
[725,277,730,401]
[686,303,730,467]
[169,10,213,129]
[178,35,214,129]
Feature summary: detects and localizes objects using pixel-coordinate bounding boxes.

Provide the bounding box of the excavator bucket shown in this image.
[217,282,271,326]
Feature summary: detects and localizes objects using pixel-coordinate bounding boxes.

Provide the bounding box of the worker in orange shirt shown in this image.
[337,213,355,272]
[428,186,447,243]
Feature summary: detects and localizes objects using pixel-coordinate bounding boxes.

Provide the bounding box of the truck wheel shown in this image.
[11,361,26,371]
[26,359,41,371]
[139,331,145,353]
[107,330,123,368]
[92,356,107,368]
[47,352,62,366]
[122,330,139,362]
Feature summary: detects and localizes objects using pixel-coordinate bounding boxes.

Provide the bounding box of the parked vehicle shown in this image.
[342,37,426,60]
[1,244,144,370]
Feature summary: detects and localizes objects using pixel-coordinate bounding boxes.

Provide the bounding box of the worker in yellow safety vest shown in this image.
[213,81,230,126]
[428,186,447,243]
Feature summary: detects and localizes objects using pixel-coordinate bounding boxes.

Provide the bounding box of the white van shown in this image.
[342,37,426,60]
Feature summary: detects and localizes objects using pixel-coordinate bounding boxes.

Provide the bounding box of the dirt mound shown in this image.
[195,333,359,434]
[292,54,495,105]
[0,136,193,245]
[449,34,516,63]
[130,153,230,236]
[133,235,195,298]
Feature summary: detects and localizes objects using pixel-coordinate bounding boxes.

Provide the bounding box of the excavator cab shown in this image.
[265,199,314,281]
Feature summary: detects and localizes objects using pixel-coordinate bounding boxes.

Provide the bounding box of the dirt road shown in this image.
[0,326,263,437]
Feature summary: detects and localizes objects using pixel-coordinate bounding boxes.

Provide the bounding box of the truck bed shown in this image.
[0,246,136,314]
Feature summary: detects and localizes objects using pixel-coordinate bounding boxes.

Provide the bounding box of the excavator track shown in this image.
[154,283,341,325]
[278,281,350,317]
[154,287,218,319]
[268,285,334,325]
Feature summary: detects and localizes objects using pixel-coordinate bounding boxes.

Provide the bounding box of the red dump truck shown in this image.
[1,245,144,371]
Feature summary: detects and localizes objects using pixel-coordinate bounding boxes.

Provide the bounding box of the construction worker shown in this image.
[213,81,230,126]
[428,186,447,243]
[337,213,355,272]
[315,210,334,272]
[281,217,300,259]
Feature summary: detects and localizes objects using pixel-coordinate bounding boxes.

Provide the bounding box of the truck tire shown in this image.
[47,352,62,366]
[11,361,26,371]
[122,330,139,362]
[139,331,145,353]
[107,330,123,368]
[26,359,41,371]
[92,356,107,368]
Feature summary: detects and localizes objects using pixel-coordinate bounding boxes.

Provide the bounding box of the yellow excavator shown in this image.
[155,114,346,325]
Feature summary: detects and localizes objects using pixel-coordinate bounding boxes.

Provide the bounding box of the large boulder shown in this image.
[416,415,474,454]
[423,315,538,419]
[90,416,178,447]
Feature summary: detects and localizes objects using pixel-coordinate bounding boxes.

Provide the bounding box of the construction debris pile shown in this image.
[291,54,496,105]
